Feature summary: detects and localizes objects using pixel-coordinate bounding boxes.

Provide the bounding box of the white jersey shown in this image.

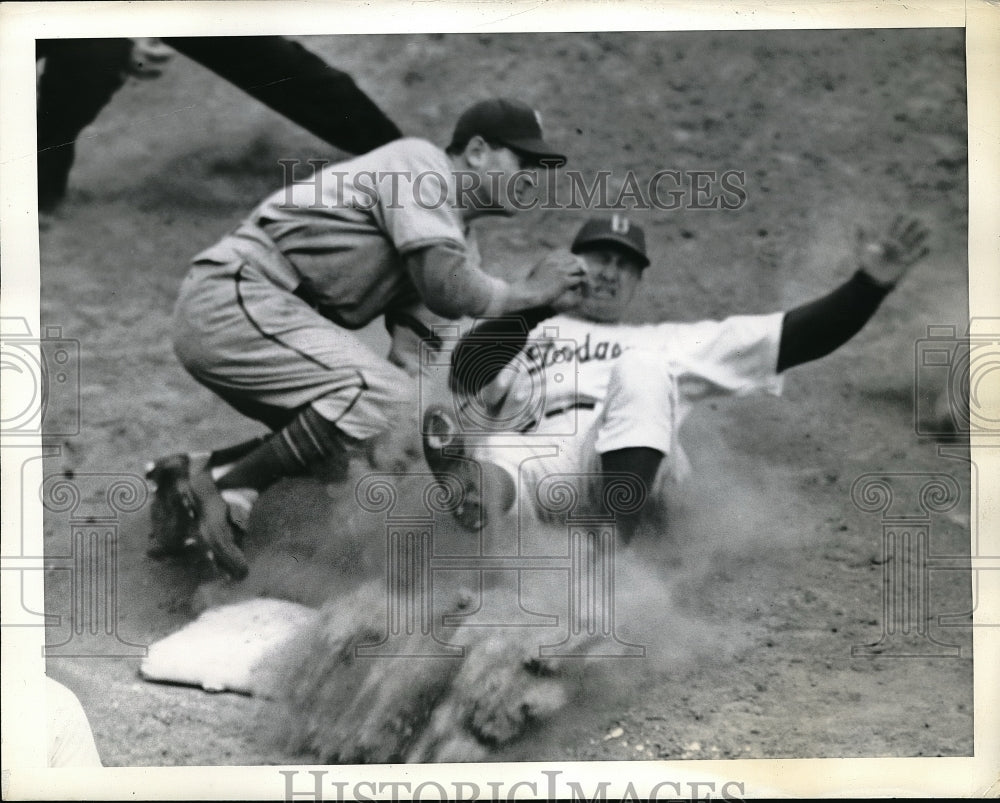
[466,310,786,512]
[491,311,785,429]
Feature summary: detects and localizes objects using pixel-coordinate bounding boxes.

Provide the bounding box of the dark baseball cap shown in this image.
[571,215,650,269]
[449,98,567,168]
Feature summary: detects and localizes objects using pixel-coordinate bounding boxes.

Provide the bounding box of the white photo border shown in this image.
[1,1,997,799]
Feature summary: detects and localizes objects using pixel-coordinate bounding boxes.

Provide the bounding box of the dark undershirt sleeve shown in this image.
[454,269,892,391]
[776,269,893,373]
[450,308,556,395]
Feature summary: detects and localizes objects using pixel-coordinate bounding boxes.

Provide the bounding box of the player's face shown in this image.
[576,246,644,322]
[465,140,537,217]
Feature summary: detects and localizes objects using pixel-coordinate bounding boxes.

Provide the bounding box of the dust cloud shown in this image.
[217,420,799,761]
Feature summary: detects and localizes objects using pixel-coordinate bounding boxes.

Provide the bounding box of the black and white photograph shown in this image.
[1,1,997,799]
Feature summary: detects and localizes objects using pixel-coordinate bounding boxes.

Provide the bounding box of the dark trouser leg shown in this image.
[206,437,267,468]
[164,36,402,154]
[600,447,664,543]
[36,39,132,211]
[214,405,359,492]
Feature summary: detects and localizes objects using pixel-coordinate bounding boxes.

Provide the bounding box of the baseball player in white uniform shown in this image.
[423,213,930,541]
[148,98,589,579]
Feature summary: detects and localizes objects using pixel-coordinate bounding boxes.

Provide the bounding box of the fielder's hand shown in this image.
[525,249,590,310]
[856,215,930,287]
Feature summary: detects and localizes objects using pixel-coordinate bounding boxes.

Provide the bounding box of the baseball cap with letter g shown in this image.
[571,215,651,269]
[450,98,567,168]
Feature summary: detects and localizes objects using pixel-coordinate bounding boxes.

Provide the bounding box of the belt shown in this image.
[518,401,596,433]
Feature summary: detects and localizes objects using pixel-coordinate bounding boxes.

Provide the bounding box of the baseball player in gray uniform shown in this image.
[148,98,589,579]
[423,213,930,541]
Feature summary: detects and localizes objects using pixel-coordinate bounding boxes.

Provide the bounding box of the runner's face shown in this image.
[577,246,644,322]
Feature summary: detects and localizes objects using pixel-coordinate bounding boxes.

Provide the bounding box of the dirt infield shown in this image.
[37,29,973,767]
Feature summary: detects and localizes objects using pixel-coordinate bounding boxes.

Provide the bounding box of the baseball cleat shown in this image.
[421,405,514,532]
[423,405,459,455]
[186,455,250,580]
[147,453,203,560]
[146,452,249,580]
